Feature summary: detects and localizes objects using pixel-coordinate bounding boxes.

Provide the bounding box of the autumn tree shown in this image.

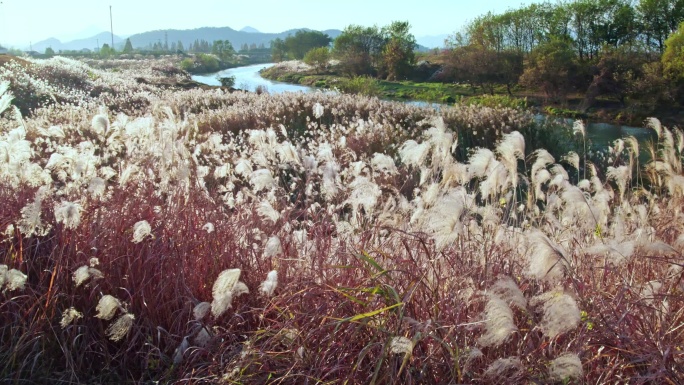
[520,37,579,102]
[380,21,416,80]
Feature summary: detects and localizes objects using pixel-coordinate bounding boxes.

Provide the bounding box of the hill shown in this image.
[31,32,125,52]
[126,27,342,50]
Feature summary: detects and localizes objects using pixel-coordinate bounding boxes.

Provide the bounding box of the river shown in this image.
[192,64,657,149]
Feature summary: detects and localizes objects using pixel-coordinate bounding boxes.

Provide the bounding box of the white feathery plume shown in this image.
[468,148,495,179]
[313,102,324,119]
[533,168,551,201]
[572,120,586,138]
[4,269,27,291]
[316,142,335,162]
[478,295,518,347]
[95,295,121,320]
[646,117,662,139]
[530,289,581,338]
[606,165,631,201]
[132,220,152,243]
[193,302,211,320]
[0,265,7,289]
[399,140,430,168]
[211,268,248,318]
[257,200,281,224]
[202,222,215,233]
[388,336,413,355]
[214,164,231,179]
[88,177,106,198]
[60,307,83,328]
[0,80,13,116]
[531,149,554,181]
[344,176,381,218]
[489,276,527,310]
[484,357,523,380]
[54,201,82,229]
[276,141,301,165]
[18,186,51,237]
[106,313,135,341]
[561,151,580,171]
[73,265,104,288]
[250,169,276,192]
[234,157,253,177]
[423,187,473,250]
[370,153,398,175]
[259,270,278,297]
[525,230,568,282]
[263,236,283,258]
[549,353,583,382]
[612,138,624,155]
[91,114,109,136]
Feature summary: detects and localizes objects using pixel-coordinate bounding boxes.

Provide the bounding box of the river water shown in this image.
[192,64,657,148]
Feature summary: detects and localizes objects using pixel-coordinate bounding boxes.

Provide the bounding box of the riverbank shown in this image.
[260,64,684,127]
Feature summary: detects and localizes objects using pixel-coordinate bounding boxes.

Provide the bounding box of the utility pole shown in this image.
[109,5,114,48]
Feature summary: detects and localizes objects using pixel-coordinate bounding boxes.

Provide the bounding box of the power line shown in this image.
[110,5,114,48]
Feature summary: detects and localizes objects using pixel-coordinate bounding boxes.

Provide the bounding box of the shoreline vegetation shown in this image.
[259,60,684,127]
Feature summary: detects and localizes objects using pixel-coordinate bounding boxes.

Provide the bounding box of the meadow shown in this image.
[0,55,683,384]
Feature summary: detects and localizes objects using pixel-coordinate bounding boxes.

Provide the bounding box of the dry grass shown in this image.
[0,56,683,384]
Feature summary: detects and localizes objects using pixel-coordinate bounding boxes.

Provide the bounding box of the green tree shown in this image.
[212,40,235,62]
[638,0,684,51]
[663,21,684,81]
[380,21,416,80]
[520,37,579,102]
[123,38,133,53]
[284,30,331,59]
[44,47,55,57]
[333,25,385,76]
[177,40,185,52]
[303,46,330,71]
[271,38,287,62]
[99,43,115,58]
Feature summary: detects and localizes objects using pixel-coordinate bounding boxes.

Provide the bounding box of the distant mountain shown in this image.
[240,26,260,33]
[59,26,110,42]
[126,27,343,50]
[30,32,125,52]
[26,27,343,53]
[416,34,450,49]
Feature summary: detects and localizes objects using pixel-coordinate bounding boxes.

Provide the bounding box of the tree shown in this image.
[333,25,384,76]
[303,46,330,71]
[212,40,235,62]
[520,37,580,102]
[100,43,115,58]
[638,0,684,51]
[177,40,185,52]
[663,21,684,81]
[439,44,523,95]
[271,38,286,62]
[380,21,416,80]
[123,38,133,53]
[44,47,55,57]
[284,30,331,59]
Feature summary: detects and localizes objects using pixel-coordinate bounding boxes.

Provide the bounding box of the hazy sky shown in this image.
[0,0,534,47]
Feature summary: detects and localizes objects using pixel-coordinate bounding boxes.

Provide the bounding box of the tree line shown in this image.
[270,0,684,118]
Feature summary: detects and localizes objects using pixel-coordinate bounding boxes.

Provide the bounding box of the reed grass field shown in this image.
[0,55,683,384]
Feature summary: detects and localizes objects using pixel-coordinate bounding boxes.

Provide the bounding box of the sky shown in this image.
[0,0,534,48]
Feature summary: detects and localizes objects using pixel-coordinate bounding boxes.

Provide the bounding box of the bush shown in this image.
[339,76,381,97]
[217,75,236,88]
[303,47,330,71]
